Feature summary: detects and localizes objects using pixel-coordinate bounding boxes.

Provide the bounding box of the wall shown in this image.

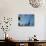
[0,0,46,40]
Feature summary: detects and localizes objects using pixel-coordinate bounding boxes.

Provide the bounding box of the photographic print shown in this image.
[18,14,34,26]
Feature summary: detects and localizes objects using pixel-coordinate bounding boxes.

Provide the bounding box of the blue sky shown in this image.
[18,14,34,26]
